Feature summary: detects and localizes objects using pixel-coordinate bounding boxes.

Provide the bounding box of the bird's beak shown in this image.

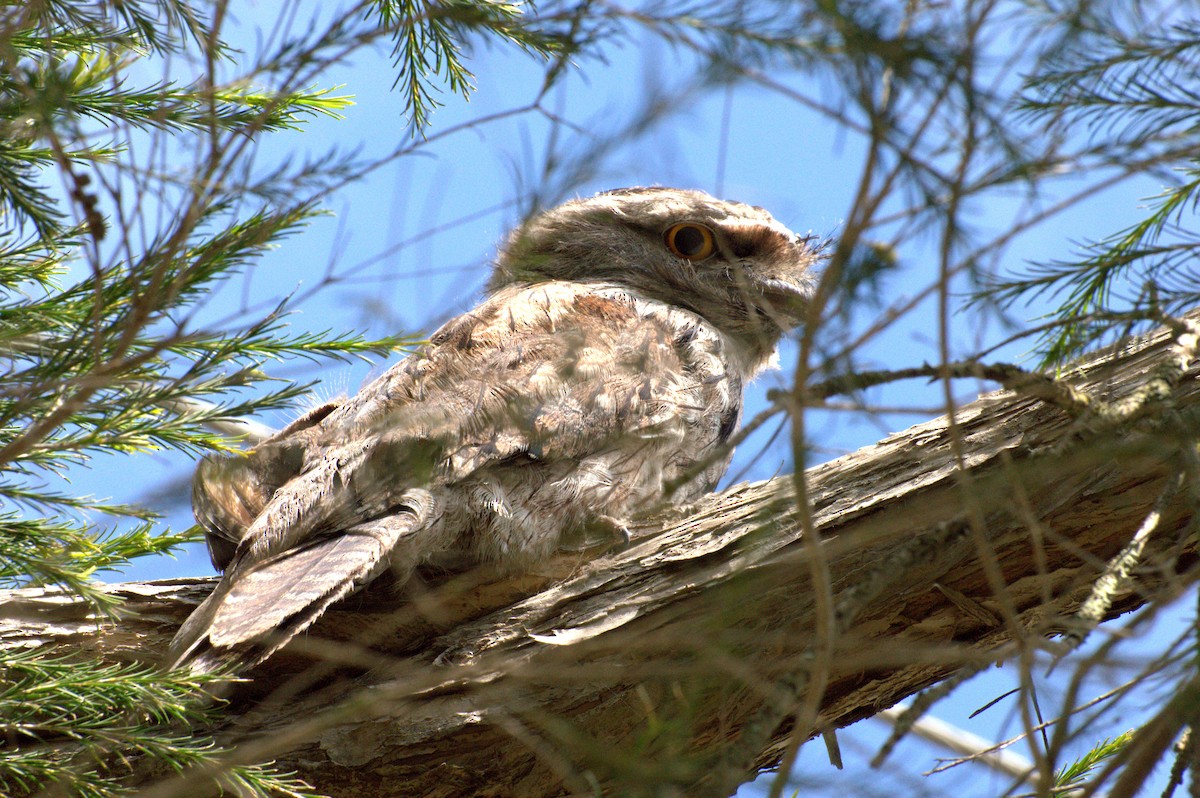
[757,276,811,324]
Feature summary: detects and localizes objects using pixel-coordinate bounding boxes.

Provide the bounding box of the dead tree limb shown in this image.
[2,318,1198,797]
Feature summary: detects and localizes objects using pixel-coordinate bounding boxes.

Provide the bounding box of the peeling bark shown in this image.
[2,320,1197,797]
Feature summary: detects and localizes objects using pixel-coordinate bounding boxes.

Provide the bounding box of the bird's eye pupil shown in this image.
[674,226,705,255]
[665,223,716,260]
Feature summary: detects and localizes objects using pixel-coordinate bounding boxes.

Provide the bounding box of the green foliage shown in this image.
[990,167,1200,367]
[989,20,1200,366]
[0,32,348,239]
[0,650,317,798]
[0,0,426,794]
[0,200,400,600]
[0,0,583,790]
[0,0,389,596]
[370,0,567,132]
[1021,21,1200,149]
[1051,730,1134,797]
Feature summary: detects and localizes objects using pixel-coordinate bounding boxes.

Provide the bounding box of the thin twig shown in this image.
[876,704,1038,788]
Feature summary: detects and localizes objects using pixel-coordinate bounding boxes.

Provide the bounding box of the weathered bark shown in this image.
[2,319,1197,797]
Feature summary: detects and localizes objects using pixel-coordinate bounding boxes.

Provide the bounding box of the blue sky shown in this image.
[63,3,1184,794]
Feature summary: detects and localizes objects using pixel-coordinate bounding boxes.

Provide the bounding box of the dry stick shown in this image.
[876,704,1038,788]
[1048,317,1200,458]
[705,517,974,795]
[926,674,1146,775]
[670,355,1093,501]
[878,316,1200,779]
[1053,321,1200,798]
[937,38,1060,781]
[804,361,1093,414]
[871,641,1015,769]
[762,42,937,790]
[1050,316,1200,662]
[1159,725,1192,798]
[1051,470,1184,662]
[757,124,911,783]
[1189,724,1200,798]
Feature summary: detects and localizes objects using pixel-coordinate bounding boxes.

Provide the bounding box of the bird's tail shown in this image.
[166,489,442,675]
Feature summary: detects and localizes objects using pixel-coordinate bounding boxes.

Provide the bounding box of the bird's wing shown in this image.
[192,400,342,571]
[167,489,439,673]
[168,282,732,672]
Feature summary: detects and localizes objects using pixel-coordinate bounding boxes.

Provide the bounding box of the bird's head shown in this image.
[490,187,820,365]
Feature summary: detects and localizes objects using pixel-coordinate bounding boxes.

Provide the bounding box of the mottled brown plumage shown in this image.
[168,187,818,673]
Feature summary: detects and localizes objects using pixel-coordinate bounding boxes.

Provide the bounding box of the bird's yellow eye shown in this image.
[664,223,717,261]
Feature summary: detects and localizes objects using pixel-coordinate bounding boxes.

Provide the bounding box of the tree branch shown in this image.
[2,317,1197,797]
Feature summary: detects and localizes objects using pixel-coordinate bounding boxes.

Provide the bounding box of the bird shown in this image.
[167,187,819,674]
